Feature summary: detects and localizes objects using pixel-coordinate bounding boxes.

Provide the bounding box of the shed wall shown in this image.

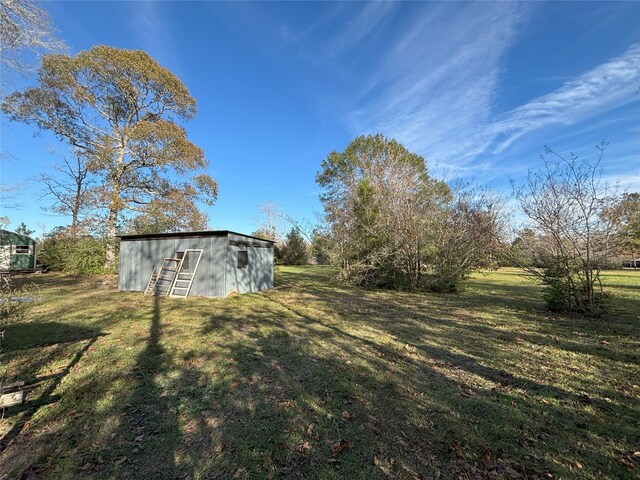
[0,230,36,270]
[119,233,272,297]
[225,244,274,294]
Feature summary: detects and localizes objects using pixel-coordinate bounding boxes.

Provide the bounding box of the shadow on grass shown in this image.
[1,322,104,452]
[2,267,637,479]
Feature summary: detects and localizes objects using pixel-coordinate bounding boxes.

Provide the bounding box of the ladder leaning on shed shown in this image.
[144,257,181,296]
[169,249,203,298]
[144,249,203,299]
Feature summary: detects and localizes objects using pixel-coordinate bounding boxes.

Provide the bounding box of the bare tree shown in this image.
[39,148,96,234]
[252,202,286,242]
[0,0,65,78]
[427,183,506,291]
[513,142,618,315]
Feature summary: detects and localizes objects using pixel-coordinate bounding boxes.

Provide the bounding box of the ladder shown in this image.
[169,249,203,298]
[144,257,181,296]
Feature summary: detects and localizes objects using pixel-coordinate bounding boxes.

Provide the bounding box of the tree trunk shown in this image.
[104,144,126,270]
[105,206,118,270]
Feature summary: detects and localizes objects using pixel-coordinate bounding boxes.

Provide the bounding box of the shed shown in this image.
[118,230,274,298]
[0,229,36,271]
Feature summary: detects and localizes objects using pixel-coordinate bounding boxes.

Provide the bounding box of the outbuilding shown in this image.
[0,229,37,271]
[118,230,274,298]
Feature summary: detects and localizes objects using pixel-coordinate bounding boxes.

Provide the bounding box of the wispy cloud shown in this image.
[346,2,527,168]
[488,43,640,154]
[278,2,396,64]
[344,3,640,177]
[126,2,180,71]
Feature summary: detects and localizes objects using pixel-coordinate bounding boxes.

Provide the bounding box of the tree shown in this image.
[126,198,209,235]
[316,134,450,289]
[0,0,65,78]
[513,142,618,315]
[611,192,640,268]
[14,221,34,236]
[427,183,505,291]
[310,228,331,265]
[39,148,96,234]
[252,202,284,242]
[2,46,217,268]
[280,228,309,265]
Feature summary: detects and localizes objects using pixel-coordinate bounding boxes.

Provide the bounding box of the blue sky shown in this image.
[1,1,639,237]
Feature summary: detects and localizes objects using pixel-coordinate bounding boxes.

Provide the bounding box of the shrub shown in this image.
[37,231,109,275]
[64,237,107,274]
[541,257,607,316]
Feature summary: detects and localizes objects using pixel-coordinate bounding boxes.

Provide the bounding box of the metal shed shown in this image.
[118,230,274,298]
[0,229,36,271]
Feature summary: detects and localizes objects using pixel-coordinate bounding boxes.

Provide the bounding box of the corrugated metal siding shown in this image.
[251,246,274,291]
[225,244,274,295]
[225,244,248,294]
[119,232,273,297]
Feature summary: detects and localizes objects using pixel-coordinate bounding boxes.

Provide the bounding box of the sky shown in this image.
[1,1,639,237]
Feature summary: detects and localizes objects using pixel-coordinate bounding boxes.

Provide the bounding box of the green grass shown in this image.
[0,267,638,479]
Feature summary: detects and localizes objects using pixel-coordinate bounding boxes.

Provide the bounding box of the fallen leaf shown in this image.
[81,463,93,471]
[306,423,315,435]
[483,458,498,470]
[574,461,583,469]
[633,451,640,458]
[115,457,127,466]
[372,455,380,466]
[330,439,351,456]
[341,411,354,420]
[135,434,144,442]
[232,467,246,479]
[504,466,522,478]
[297,441,311,453]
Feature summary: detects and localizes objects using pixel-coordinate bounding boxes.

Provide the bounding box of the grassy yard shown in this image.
[0,267,638,479]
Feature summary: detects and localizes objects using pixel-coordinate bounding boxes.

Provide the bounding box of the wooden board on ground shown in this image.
[0,391,27,409]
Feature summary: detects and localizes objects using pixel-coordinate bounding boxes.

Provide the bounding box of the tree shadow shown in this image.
[1,323,104,451]
[1,267,637,479]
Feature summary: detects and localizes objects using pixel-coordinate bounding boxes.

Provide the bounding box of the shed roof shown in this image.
[0,229,36,245]
[119,230,274,243]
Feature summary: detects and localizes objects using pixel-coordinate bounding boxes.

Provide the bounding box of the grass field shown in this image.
[0,267,638,479]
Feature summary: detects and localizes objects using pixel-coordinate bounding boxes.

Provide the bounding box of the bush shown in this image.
[425,273,466,293]
[64,238,107,274]
[541,257,607,316]
[37,231,109,275]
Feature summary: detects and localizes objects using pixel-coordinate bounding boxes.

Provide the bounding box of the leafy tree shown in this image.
[14,222,34,237]
[2,46,217,268]
[280,228,309,265]
[311,228,331,265]
[37,226,108,274]
[126,200,208,235]
[611,192,640,267]
[513,142,618,315]
[316,134,450,289]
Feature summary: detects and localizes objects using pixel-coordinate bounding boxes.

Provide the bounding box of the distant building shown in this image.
[0,229,37,271]
[118,230,274,298]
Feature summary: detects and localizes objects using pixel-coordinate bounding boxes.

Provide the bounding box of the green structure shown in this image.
[0,229,36,271]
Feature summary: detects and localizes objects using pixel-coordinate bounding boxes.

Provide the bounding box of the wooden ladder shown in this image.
[169,249,203,299]
[144,257,181,296]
